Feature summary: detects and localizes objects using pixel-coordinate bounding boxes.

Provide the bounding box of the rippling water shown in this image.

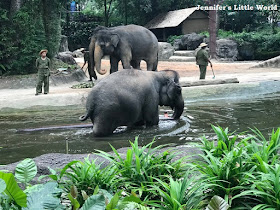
[0,92,280,164]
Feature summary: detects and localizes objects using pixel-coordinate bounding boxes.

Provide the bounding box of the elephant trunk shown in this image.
[88,37,97,80]
[172,95,184,120]
[94,45,106,75]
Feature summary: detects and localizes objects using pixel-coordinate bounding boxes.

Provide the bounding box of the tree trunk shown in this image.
[124,0,127,25]
[41,0,62,58]
[209,0,218,58]
[10,0,22,17]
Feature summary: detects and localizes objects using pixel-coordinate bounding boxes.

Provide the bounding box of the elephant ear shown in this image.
[167,80,182,101]
[111,34,120,48]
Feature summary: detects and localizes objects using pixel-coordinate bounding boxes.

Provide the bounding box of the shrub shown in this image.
[96,137,188,199]
[167,35,183,45]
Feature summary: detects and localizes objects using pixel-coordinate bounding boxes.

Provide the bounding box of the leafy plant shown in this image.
[15,158,37,188]
[233,164,280,209]
[47,157,118,205]
[206,195,229,210]
[0,171,27,208]
[167,35,183,45]
[96,137,187,198]
[191,126,257,207]
[23,182,64,210]
[149,170,207,209]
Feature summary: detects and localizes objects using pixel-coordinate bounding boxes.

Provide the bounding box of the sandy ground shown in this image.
[77,58,280,83]
[0,59,280,110]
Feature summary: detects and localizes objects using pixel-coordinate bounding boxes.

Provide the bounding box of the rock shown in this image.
[56,52,77,65]
[173,39,182,50]
[176,33,204,50]
[216,39,238,61]
[59,35,69,52]
[158,42,174,60]
[203,37,209,45]
[73,48,85,58]
[238,42,255,60]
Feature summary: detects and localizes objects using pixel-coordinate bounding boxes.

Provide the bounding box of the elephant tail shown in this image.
[79,113,89,121]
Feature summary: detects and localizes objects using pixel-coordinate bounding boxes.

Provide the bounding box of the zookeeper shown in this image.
[195,43,212,79]
[35,49,51,95]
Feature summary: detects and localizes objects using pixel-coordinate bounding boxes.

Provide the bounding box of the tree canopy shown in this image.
[0,0,279,75]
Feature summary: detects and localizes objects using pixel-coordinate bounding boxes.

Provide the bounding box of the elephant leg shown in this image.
[143,105,159,126]
[110,56,120,74]
[130,60,141,69]
[133,120,145,126]
[92,117,117,137]
[146,60,157,71]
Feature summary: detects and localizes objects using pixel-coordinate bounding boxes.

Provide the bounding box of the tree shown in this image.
[10,0,22,17]
[94,0,115,26]
[208,0,218,58]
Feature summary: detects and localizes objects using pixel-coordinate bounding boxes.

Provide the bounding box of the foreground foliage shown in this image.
[1,126,280,209]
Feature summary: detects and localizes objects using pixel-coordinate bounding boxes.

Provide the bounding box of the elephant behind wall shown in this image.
[88,24,159,80]
[79,69,184,137]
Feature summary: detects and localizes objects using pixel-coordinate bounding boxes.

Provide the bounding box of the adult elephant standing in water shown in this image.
[79,70,184,137]
[88,24,159,80]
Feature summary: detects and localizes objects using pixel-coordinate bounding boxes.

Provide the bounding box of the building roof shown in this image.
[146,7,199,29]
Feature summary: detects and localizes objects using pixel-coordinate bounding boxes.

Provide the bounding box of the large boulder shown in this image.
[158,42,174,60]
[59,35,69,52]
[173,39,182,51]
[56,52,77,65]
[174,33,204,50]
[238,42,255,60]
[216,39,238,61]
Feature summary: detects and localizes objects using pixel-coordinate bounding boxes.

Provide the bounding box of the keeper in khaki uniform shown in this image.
[35,49,51,95]
[195,43,212,79]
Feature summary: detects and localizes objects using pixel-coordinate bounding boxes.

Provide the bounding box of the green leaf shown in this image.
[0,178,6,193]
[80,194,106,210]
[135,155,141,174]
[23,182,63,210]
[93,185,99,195]
[15,158,37,185]
[122,193,142,204]
[105,192,120,210]
[206,195,229,210]
[68,193,80,210]
[0,171,27,207]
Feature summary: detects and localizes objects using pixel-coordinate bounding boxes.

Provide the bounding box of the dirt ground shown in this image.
[76,58,280,83]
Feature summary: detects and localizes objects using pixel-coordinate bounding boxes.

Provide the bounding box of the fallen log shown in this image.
[180,78,239,87]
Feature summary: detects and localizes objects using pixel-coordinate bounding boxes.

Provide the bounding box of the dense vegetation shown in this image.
[0,0,279,75]
[1,126,280,209]
[197,27,280,60]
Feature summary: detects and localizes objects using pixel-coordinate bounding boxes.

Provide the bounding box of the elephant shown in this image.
[88,24,159,80]
[79,69,184,137]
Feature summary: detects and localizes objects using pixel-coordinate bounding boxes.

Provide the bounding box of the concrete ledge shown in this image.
[180,78,239,87]
[250,55,280,68]
[174,50,195,57]
[169,56,196,62]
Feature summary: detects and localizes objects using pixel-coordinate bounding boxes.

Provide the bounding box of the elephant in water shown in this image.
[79,70,184,136]
[88,24,159,80]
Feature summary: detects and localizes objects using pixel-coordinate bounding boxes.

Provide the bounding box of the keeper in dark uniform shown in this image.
[35,49,51,95]
[195,43,212,79]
